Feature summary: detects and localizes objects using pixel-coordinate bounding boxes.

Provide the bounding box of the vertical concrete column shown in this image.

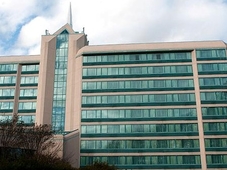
[13,64,22,115]
[65,34,87,131]
[64,34,87,169]
[36,36,56,125]
[65,35,77,131]
[191,50,207,170]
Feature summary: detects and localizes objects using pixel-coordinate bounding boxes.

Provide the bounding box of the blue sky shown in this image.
[0,0,227,56]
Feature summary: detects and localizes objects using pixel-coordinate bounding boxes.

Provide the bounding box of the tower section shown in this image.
[36,24,88,132]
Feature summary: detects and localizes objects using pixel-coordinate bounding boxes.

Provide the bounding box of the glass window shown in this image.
[0,76,16,84]
[154,80,164,87]
[81,108,197,119]
[154,66,163,74]
[0,89,15,97]
[0,102,14,109]
[157,140,167,148]
[81,123,198,134]
[198,63,227,72]
[52,33,69,132]
[197,49,226,58]
[199,77,227,87]
[82,79,194,90]
[201,92,227,101]
[0,115,12,121]
[18,102,36,110]
[18,115,35,124]
[182,139,194,148]
[200,50,212,58]
[83,52,191,64]
[176,66,187,72]
[0,64,17,72]
[20,76,38,84]
[81,139,199,150]
[22,64,39,72]
[82,93,196,104]
[175,53,187,59]
[183,155,195,164]
[83,65,193,77]
[19,89,37,97]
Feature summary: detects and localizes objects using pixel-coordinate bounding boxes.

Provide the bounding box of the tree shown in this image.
[0,116,57,157]
[0,116,76,170]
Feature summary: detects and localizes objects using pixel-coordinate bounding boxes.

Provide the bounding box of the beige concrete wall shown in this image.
[13,64,22,115]
[53,134,64,158]
[191,50,207,170]
[36,35,57,125]
[63,130,80,168]
[65,33,87,131]
[0,55,40,63]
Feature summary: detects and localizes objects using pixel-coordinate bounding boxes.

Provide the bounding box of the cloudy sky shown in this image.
[0,0,227,56]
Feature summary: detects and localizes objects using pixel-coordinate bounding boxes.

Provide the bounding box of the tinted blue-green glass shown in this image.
[0,89,15,97]
[19,89,37,97]
[82,79,194,91]
[199,77,227,88]
[196,49,226,59]
[21,64,39,72]
[205,138,227,148]
[81,139,199,150]
[82,93,195,104]
[0,76,16,85]
[202,107,227,116]
[20,76,38,85]
[0,64,17,72]
[80,155,201,166]
[83,65,192,77]
[204,122,227,132]
[83,52,191,63]
[51,30,69,132]
[81,108,197,119]
[206,154,227,164]
[200,92,227,103]
[197,63,227,74]
[0,102,13,109]
[0,115,12,121]
[81,123,198,134]
[18,115,35,124]
[18,102,36,110]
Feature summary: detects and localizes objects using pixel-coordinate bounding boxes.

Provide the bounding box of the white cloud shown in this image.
[73,0,227,44]
[0,0,64,55]
[0,0,36,36]
[0,0,227,55]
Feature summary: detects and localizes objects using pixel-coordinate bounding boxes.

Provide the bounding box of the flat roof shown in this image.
[76,40,227,57]
[0,55,40,63]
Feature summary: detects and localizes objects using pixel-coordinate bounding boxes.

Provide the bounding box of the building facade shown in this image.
[0,23,227,169]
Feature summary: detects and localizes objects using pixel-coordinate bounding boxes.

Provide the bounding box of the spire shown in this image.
[67,2,73,28]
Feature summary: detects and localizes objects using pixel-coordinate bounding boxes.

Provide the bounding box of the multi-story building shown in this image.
[0,20,227,169]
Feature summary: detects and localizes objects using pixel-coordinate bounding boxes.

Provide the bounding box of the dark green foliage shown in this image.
[0,154,77,170]
[0,116,77,170]
[80,161,117,170]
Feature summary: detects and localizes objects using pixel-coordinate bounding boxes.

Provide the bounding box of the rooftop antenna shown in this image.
[45,29,50,35]
[67,2,73,28]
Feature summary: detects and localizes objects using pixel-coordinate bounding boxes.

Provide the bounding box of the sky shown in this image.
[0,0,227,56]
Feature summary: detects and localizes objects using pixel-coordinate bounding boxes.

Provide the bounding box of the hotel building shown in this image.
[0,21,227,169]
